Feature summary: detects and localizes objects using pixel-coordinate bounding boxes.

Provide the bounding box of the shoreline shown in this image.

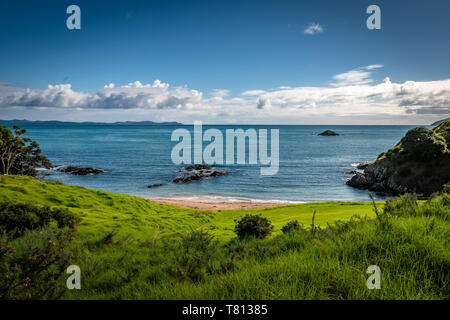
[148,197,297,210]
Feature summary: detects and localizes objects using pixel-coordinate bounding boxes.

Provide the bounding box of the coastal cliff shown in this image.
[347,120,450,196]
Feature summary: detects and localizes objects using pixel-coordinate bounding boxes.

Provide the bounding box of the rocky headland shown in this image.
[346,120,450,196]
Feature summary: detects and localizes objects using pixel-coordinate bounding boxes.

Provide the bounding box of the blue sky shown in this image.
[0,0,449,124]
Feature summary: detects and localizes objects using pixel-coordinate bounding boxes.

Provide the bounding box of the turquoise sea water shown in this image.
[11,124,416,202]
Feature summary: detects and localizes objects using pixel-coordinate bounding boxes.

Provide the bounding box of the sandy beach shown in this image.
[149,198,286,210]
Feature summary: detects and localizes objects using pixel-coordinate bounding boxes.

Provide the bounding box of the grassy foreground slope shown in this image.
[0,175,377,240]
[1,175,449,300]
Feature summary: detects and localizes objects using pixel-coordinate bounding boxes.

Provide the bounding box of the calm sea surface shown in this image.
[12,124,416,202]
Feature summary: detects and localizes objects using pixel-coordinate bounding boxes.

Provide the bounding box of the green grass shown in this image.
[0,175,378,241]
[1,175,448,300]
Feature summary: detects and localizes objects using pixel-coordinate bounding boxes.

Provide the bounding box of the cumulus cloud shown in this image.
[304,23,323,35]
[0,80,202,110]
[244,72,450,116]
[0,65,449,122]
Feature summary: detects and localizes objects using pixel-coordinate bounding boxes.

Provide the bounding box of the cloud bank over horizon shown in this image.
[0,65,449,124]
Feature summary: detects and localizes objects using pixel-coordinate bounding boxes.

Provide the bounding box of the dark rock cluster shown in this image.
[54,166,104,176]
[148,183,164,188]
[172,164,229,183]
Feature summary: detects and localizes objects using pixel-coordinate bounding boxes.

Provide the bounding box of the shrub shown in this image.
[0,228,76,299]
[0,201,79,299]
[0,202,79,238]
[234,214,273,239]
[166,229,218,282]
[383,193,418,217]
[281,220,302,233]
[419,193,450,221]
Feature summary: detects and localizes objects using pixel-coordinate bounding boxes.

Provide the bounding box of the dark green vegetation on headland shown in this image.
[1,175,449,299]
[347,120,450,196]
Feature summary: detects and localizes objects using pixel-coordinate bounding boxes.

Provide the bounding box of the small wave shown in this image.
[145,194,305,204]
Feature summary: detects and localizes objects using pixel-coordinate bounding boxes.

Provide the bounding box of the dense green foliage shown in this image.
[234,214,274,239]
[281,220,302,233]
[398,127,448,161]
[0,125,51,176]
[0,201,79,238]
[378,121,450,163]
[0,175,448,299]
[164,230,219,282]
[0,202,78,299]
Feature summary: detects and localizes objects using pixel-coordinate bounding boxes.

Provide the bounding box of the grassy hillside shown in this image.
[0,175,377,241]
[1,175,448,300]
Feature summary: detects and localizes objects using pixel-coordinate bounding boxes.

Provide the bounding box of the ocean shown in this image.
[12,124,416,202]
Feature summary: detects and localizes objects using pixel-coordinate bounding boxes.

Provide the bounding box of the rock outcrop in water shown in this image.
[54,166,104,176]
[318,130,340,136]
[148,183,164,188]
[346,120,450,196]
[172,164,229,183]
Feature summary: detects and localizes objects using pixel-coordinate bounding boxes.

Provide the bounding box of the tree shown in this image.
[0,125,51,176]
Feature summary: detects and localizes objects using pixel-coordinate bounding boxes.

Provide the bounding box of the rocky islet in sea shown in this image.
[172,164,229,183]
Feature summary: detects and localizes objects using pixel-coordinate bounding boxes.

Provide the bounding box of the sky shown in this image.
[0,0,449,124]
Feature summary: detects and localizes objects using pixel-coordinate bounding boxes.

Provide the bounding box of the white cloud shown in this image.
[241,89,266,96]
[210,89,229,98]
[366,64,384,70]
[0,65,449,124]
[0,80,202,110]
[331,65,383,87]
[304,23,323,35]
[239,65,449,117]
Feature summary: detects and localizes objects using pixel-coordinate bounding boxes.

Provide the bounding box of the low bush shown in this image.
[0,227,77,299]
[0,202,79,299]
[281,220,302,233]
[0,201,79,238]
[234,214,273,239]
[383,193,418,217]
[165,229,219,282]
